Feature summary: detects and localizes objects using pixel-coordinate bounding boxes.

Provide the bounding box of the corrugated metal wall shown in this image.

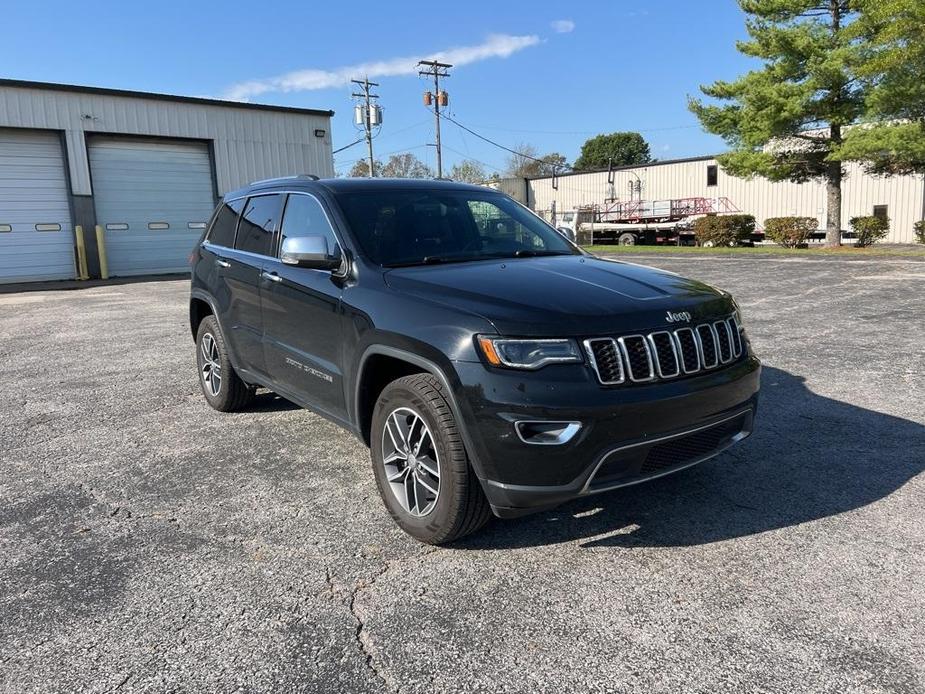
[0,85,334,198]
[527,158,925,244]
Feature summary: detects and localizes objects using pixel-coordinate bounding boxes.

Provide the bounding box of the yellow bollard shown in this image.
[74,225,90,280]
[95,225,109,280]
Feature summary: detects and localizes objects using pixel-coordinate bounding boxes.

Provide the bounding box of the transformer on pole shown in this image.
[418,60,452,178]
[351,77,381,177]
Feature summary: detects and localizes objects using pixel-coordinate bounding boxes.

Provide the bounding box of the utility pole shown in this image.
[418,60,451,178]
[351,77,380,177]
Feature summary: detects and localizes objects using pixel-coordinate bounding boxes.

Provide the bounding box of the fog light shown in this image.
[514,421,581,445]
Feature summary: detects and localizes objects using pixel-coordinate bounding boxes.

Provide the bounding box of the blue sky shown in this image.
[4,1,755,175]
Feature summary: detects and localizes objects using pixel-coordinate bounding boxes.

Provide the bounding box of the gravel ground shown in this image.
[1,255,923,693]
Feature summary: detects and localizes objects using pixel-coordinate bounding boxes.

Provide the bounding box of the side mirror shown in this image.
[280,235,341,270]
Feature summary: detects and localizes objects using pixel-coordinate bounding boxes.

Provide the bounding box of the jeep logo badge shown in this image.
[665,310,692,323]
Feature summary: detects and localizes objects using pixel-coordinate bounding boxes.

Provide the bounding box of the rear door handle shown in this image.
[215,258,231,268]
[261,270,282,283]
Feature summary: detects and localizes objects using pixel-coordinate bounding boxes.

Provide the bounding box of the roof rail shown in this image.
[248,173,320,185]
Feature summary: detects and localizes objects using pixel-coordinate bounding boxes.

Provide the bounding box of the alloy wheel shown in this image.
[200,333,222,397]
[381,407,441,517]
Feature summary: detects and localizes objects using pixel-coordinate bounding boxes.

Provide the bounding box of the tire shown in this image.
[618,232,636,246]
[370,374,492,544]
[195,315,255,412]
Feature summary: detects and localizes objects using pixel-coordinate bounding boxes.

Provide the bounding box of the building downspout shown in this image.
[921,173,925,226]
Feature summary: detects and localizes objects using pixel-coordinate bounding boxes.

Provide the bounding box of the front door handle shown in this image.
[261,270,282,283]
[215,258,231,268]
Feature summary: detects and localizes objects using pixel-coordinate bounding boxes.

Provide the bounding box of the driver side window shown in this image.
[467,200,547,250]
[280,194,341,257]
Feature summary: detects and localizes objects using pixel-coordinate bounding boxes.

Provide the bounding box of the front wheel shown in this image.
[370,374,491,544]
[618,232,636,246]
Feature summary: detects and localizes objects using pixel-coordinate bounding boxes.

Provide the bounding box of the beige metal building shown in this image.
[525,155,925,244]
[0,79,334,282]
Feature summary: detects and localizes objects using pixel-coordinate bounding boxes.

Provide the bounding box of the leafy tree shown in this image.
[505,144,570,178]
[573,132,651,170]
[379,152,434,179]
[537,153,570,175]
[449,159,488,184]
[837,0,925,174]
[688,1,864,247]
[348,159,383,178]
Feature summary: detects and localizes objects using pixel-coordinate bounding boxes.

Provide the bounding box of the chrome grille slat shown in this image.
[647,331,680,379]
[695,324,719,369]
[673,327,701,374]
[618,335,656,382]
[583,338,624,384]
[714,320,733,363]
[585,315,745,386]
[728,317,743,357]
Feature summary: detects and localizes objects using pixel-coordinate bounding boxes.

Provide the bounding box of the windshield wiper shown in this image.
[384,255,483,268]
[511,249,573,258]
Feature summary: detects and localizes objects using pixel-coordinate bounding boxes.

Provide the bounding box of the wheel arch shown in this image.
[189,296,214,341]
[354,345,488,482]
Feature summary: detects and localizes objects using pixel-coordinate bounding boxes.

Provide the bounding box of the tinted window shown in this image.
[235,194,282,256]
[707,165,718,186]
[334,190,577,267]
[207,198,244,247]
[280,194,340,257]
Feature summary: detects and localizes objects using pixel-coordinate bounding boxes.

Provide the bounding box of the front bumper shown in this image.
[451,355,761,517]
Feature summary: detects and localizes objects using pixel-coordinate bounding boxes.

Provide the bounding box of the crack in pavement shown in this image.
[328,547,441,693]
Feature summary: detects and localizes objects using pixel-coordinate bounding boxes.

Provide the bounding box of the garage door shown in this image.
[0,128,75,283]
[89,137,215,276]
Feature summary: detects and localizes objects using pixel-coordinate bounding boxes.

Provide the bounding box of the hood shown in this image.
[383,255,734,336]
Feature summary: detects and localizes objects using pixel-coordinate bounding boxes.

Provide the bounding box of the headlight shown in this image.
[477,337,582,370]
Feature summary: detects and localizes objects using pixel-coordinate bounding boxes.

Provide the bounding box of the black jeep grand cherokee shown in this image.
[190,176,760,544]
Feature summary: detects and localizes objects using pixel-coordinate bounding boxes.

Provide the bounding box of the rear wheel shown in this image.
[196,315,255,412]
[370,374,491,544]
[618,232,636,246]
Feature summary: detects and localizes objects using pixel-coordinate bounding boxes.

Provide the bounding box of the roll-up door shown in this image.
[89,137,215,276]
[0,128,75,283]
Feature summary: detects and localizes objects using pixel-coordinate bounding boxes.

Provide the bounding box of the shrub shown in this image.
[914,220,925,245]
[693,214,756,246]
[764,216,817,248]
[850,215,889,248]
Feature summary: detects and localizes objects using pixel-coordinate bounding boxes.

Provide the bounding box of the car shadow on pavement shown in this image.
[456,366,925,550]
[246,391,302,413]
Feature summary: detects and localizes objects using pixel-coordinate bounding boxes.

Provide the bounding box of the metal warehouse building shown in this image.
[524,156,925,244]
[0,79,334,283]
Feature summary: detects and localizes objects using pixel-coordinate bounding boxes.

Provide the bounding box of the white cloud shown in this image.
[223,34,540,101]
[550,19,575,33]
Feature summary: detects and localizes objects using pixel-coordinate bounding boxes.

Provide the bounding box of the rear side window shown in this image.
[207,199,245,248]
[235,194,283,256]
[280,194,340,257]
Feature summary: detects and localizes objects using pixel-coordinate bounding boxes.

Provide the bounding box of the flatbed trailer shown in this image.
[577,220,696,246]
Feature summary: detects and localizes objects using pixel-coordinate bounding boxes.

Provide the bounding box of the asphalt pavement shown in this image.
[1,254,923,693]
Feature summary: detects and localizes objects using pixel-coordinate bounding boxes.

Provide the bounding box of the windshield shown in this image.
[333,189,580,267]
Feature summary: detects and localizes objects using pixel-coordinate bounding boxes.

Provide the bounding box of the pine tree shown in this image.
[689,1,864,247]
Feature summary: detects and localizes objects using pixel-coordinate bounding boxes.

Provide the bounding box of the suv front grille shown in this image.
[584,316,744,386]
[585,338,624,384]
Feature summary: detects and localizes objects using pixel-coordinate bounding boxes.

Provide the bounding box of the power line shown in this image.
[437,110,549,165]
[441,144,506,174]
[332,138,364,154]
[457,123,702,136]
[335,143,430,169]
